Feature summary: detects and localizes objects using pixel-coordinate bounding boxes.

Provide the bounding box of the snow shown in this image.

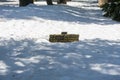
[90,63,120,75]
[0,1,120,80]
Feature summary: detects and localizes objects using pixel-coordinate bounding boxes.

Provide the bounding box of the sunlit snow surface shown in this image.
[0,1,120,80]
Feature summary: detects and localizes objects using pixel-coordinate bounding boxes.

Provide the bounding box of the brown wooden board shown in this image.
[49,34,79,42]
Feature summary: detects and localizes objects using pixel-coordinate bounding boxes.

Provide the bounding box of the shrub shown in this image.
[101,0,120,21]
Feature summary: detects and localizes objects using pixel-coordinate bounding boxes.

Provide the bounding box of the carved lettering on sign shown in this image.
[49,32,79,42]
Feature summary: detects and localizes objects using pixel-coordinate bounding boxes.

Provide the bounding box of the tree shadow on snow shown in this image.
[0,1,119,25]
[0,38,120,80]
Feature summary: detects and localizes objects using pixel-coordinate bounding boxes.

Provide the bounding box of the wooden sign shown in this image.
[49,32,79,42]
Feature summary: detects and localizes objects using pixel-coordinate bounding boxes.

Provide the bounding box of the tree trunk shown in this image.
[46,0,53,5]
[19,0,34,7]
[98,0,108,7]
[57,0,67,4]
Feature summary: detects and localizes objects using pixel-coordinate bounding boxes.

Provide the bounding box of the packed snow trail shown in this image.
[0,39,120,80]
[0,1,120,80]
[0,1,120,41]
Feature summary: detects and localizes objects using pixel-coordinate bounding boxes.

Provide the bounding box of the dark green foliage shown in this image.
[19,0,34,6]
[46,0,53,5]
[101,0,120,21]
[112,4,120,20]
[57,0,67,4]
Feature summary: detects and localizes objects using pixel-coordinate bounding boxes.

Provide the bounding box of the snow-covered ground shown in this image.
[0,1,120,80]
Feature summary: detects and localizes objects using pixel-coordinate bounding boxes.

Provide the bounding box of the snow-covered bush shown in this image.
[101,0,120,21]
